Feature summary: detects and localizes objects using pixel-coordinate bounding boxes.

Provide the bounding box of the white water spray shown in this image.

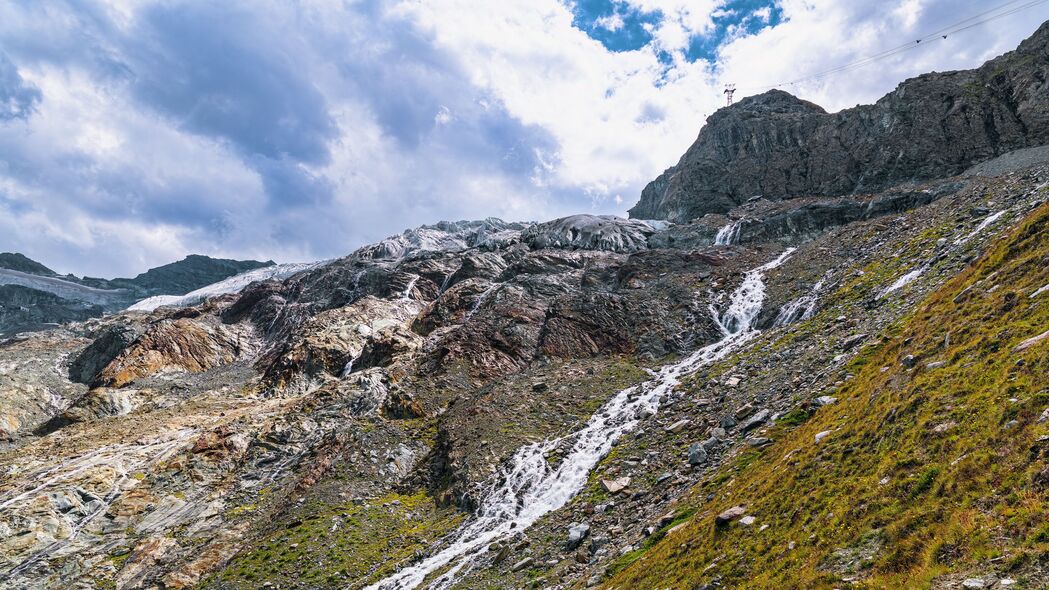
[774,275,827,327]
[465,282,500,320]
[363,249,794,590]
[340,357,357,378]
[714,220,744,246]
[402,275,420,300]
[879,265,927,299]
[954,210,1006,245]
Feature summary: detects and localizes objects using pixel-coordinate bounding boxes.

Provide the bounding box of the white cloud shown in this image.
[0,0,1043,277]
[393,0,715,203]
[434,105,453,125]
[594,12,625,32]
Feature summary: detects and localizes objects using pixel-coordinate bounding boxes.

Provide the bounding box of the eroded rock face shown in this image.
[522,215,656,253]
[0,331,89,438]
[68,324,141,384]
[259,296,420,392]
[352,218,531,260]
[96,318,258,388]
[0,285,104,337]
[630,22,1049,222]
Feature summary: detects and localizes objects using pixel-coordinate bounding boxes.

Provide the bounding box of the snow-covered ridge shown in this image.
[352,218,532,261]
[127,261,326,312]
[522,214,658,253]
[352,215,670,262]
[0,268,129,306]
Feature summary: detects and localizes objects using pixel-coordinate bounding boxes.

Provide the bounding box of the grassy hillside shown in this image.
[603,202,1049,589]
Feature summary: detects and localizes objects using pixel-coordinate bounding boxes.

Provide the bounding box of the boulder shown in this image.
[601,477,631,494]
[714,506,746,526]
[740,409,770,432]
[688,443,707,465]
[665,419,690,433]
[566,523,590,550]
[511,557,534,572]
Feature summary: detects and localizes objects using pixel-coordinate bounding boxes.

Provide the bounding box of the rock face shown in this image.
[629,22,1049,222]
[0,285,103,336]
[521,215,658,253]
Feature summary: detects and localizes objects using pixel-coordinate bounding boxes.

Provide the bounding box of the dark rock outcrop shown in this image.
[82,254,273,295]
[0,285,103,337]
[0,253,57,276]
[630,22,1049,222]
[729,182,965,246]
[67,324,142,384]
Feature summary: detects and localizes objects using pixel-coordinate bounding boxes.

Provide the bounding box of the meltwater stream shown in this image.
[364,249,795,590]
[714,219,744,246]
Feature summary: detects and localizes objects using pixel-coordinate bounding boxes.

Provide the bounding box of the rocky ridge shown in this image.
[630,21,1049,222]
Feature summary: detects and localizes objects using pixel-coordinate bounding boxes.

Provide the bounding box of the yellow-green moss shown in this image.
[603,201,1049,589]
[211,490,463,589]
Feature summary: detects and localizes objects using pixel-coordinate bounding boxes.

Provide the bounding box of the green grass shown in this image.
[209,490,463,589]
[602,201,1049,589]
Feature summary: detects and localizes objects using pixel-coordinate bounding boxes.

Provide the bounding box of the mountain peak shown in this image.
[0,252,57,277]
[630,22,1049,222]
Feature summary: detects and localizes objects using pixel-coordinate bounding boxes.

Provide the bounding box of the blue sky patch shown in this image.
[570,0,663,53]
[570,1,783,62]
[686,1,783,62]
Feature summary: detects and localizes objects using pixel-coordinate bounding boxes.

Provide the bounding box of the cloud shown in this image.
[0,0,1043,277]
[0,53,41,121]
[0,0,574,276]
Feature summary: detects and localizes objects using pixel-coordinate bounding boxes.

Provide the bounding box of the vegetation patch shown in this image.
[603,201,1049,589]
[209,490,463,589]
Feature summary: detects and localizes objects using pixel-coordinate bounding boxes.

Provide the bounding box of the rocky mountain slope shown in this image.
[0,23,1048,590]
[629,21,1049,222]
[0,254,273,336]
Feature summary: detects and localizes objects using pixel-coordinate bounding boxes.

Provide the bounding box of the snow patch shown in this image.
[128,261,326,312]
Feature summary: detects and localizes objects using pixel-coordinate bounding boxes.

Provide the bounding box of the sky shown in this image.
[0,0,1045,277]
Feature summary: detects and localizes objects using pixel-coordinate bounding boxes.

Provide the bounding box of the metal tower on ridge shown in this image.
[724,84,736,106]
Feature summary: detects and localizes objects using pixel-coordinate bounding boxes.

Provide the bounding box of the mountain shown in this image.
[1,23,1048,590]
[0,254,273,336]
[0,252,57,276]
[80,254,274,295]
[629,21,1049,222]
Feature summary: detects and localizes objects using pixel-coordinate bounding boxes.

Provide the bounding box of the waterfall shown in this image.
[402,275,421,300]
[773,275,826,327]
[439,273,454,294]
[879,265,926,299]
[362,249,793,590]
[465,282,500,320]
[714,219,744,246]
[954,210,1006,245]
